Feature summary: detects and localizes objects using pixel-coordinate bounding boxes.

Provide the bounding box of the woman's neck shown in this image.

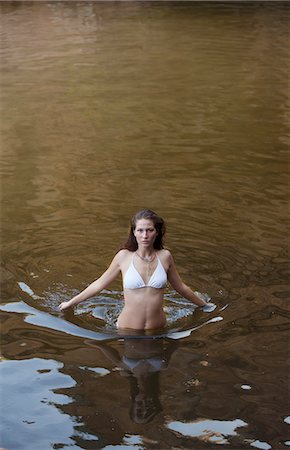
[136,247,155,258]
[135,247,156,263]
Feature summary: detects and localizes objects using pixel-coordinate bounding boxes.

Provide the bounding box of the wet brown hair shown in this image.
[121,209,166,252]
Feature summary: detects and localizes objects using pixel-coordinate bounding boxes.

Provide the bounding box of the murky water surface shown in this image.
[1,2,289,449]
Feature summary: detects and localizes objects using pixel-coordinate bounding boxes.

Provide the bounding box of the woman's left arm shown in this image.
[167,252,207,307]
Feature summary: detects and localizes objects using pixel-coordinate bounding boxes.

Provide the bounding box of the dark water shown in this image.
[1,2,289,449]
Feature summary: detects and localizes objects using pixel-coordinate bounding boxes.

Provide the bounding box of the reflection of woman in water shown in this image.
[92,337,178,424]
[60,209,213,329]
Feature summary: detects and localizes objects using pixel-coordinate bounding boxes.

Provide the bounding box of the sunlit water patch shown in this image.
[0,358,93,450]
[167,418,248,445]
[248,440,272,450]
[167,419,273,450]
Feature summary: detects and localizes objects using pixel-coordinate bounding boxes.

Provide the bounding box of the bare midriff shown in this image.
[117,287,166,330]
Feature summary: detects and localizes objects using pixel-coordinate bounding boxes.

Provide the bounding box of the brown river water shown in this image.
[0,2,289,449]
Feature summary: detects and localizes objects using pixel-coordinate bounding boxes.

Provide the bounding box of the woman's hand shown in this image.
[59,301,73,311]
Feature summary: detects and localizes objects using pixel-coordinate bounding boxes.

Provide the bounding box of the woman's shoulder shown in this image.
[115,248,133,262]
[157,248,172,261]
[157,248,173,271]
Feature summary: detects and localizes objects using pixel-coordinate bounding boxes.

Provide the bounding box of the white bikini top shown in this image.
[123,253,167,290]
[122,356,167,373]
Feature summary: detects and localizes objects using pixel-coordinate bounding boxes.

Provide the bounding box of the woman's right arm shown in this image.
[59,252,123,311]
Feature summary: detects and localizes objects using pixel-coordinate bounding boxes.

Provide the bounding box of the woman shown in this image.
[59,209,212,330]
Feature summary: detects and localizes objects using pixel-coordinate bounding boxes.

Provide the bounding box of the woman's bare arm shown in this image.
[59,252,122,311]
[167,252,207,307]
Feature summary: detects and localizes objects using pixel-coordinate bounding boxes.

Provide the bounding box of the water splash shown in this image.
[10,282,221,341]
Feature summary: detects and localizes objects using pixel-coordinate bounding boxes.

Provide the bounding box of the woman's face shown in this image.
[133,219,157,248]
